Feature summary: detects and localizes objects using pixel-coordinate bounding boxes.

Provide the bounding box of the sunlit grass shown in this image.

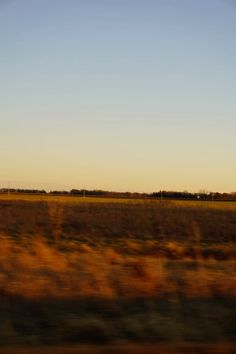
[0,193,236,210]
[0,236,235,299]
[0,196,235,346]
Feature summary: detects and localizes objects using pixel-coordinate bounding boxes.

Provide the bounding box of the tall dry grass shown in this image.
[47,201,64,242]
[0,235,235,299]
[0,198,235,301]
[0,198,235,346]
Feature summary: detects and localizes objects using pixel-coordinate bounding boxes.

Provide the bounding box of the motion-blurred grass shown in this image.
[0,195,235,349]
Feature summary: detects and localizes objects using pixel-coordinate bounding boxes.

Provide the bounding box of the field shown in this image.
[0,194,235,353]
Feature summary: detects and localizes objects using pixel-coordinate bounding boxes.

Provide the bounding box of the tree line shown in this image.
[1,188,236,201]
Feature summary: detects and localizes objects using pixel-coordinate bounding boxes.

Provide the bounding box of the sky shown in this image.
[0,0,236,193]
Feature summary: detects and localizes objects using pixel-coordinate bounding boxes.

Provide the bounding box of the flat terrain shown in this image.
[0,194,235,352]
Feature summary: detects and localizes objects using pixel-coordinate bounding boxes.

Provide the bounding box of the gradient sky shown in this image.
[1,0,236,192]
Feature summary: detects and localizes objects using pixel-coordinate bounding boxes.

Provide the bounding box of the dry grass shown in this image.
[1,193,236,210]
[0,236,235,299]
[0,197,235,299]
[0,196,235,347]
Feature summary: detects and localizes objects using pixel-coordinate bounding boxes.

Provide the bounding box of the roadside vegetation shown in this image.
[0,195,235,350]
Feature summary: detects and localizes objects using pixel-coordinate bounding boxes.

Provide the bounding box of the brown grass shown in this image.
[0,196,235,347]
[0,197,235,299]
[0,236,235,299]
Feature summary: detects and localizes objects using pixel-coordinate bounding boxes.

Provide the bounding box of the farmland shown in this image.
[0,194,235,352]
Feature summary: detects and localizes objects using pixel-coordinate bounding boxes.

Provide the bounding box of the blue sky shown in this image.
[1,0,236,192]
